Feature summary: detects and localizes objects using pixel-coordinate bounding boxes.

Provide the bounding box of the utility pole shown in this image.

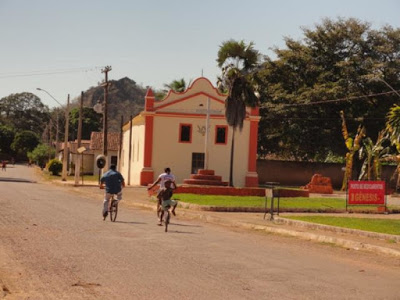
[118,115,123,171]
[55,112,59,156]
[128,115,133,185]
[101,66,111,169]
[48,120,52,162]
[74,92,83,186]
[61,95,70,181]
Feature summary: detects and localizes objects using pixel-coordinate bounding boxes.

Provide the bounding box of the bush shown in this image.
[47,159,62,175]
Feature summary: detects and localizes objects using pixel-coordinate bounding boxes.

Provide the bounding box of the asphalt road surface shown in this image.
[1,165,400,299]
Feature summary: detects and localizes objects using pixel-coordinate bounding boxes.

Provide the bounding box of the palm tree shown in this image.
[217,40,260,186]
[163,78,189,93]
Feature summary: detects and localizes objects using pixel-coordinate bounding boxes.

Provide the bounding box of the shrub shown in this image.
[47,159,62,175]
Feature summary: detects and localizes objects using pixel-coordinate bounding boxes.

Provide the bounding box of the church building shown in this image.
[119,77,260,187]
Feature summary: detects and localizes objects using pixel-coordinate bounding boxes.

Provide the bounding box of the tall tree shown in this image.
[0,125,15,155]
[69,107,102,140]
[257,18,400,161]
[217,39,260,186]
[11,130,39,158]
[0,92,50,134]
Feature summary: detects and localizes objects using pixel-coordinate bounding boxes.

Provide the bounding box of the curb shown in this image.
[274,217,400,242]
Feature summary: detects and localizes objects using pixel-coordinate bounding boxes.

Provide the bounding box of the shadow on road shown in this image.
[170,222,202,228]
[167,229,198,234]
[0,177,36,183]
[114,221,147,225]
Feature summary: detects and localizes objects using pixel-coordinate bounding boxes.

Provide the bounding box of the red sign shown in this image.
[348,181,385,205]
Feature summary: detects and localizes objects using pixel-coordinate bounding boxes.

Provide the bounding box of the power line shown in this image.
[0,66,104,79]
[262,90,400,108]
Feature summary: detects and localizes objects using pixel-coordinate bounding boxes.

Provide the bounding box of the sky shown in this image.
[0,0,399,108]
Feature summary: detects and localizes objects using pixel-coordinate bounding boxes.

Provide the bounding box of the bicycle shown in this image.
[103,195,119,222]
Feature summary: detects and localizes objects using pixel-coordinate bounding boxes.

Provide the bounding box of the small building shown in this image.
[89,132,120,175]
[68,139,93,175]
[58,132,120,175]
[120,77,260,187]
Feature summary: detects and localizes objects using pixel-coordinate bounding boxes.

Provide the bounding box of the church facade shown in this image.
[119,77,260,187]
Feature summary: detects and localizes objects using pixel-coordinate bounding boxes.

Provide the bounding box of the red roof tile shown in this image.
[90,132,120,151]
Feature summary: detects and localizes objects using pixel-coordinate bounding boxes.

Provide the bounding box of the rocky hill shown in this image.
[81,77,147,132]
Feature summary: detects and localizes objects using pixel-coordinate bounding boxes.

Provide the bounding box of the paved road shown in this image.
[1,165,400,299]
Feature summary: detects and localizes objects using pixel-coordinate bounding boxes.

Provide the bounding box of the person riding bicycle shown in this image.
[158,179,177,226]
[100,164,125,218]
[147,167,176,216]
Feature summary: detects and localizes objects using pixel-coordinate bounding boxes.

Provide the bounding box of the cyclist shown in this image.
[158,179,177,226]
[147,167,176,217]
[100,164,125,218]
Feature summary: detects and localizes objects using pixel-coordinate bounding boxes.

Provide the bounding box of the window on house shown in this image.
[215,126,228,144]
[111,156,118,166]
[179,124,192,143]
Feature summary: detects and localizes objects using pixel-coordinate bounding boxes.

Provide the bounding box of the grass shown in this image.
[173,193,346,208]
[284,216,400,236]
[173,193,400,212]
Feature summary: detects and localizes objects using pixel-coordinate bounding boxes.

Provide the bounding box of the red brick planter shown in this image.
[175,186,309,197]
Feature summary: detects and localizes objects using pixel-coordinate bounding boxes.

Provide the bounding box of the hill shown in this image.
[82,77,147,132]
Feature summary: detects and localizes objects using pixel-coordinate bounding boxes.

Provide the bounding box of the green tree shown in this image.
[257,18,400,160]
[27,144,54,167]
[217,39,260,186]
[11,130,39,157]
[69,107,102,140]
[0,125,15,154]
[0,92,50,134]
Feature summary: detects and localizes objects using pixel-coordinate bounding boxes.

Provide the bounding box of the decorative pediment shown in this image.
[154,77,227,115]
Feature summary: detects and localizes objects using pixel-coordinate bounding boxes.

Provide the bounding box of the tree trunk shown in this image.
[229,128,235,187]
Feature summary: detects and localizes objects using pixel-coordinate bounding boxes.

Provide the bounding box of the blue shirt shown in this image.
[100,169,124,194]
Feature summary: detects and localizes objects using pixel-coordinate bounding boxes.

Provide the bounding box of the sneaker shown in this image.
[103,211,108,218]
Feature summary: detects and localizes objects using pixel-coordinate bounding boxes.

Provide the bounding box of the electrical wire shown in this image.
[0,66,104,79]
[262,90,400,107]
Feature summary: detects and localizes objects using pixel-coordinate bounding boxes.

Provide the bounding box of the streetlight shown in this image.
[36,88,70,181]
[36,88,64,106]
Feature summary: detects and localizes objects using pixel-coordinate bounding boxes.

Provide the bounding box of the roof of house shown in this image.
[59,140,92,154]
[90,132,120,151]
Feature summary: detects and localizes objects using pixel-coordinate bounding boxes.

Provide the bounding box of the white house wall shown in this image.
[151,113,250,187]
[121,123,145,185]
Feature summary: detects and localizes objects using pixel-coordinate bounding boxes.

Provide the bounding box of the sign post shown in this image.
[347,181,386,211]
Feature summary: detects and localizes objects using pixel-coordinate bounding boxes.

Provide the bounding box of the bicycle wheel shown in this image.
[110,200,118,222]
[164,210,170,232]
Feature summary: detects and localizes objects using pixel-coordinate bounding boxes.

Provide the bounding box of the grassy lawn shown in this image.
[284,216,400,236]
[173,193,346,209]
[173,193,400,212]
